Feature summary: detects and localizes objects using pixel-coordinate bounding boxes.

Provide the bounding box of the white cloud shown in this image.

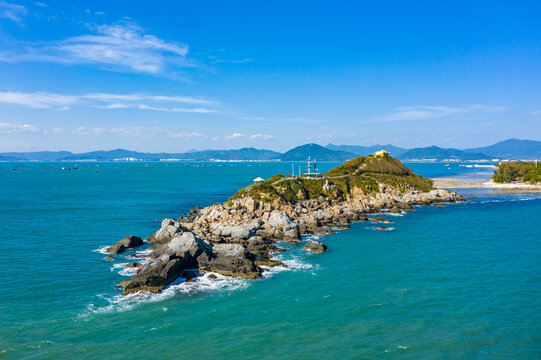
[225,133,273,140]
[137,104,216,113]
[150,95,214,105]
[0,1,27,24]
[0,122,40,134]
[249,134,273,140]
[368,104,509,123]
[70,126,206,139]
[0,91,218,112]
[0,21,189,74]
[0,91,78,109]
[225,133,246,139]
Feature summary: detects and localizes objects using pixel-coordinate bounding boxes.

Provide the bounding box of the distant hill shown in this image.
[279,143,356,161]
[326,143,408,157]
[0,148,281,161]
[179,148,281,160]
[397,146,490,161]
[0,155,21,161]
[466,139,541,160]
[2,138,539,162]
[0,151,74,161]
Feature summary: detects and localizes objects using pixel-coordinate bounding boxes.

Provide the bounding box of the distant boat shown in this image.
[445,164,450,167]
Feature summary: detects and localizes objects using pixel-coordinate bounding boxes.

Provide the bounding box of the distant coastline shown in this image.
[1,138,540,162]
[433,177,541,192]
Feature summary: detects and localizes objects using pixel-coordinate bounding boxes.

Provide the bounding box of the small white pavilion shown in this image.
[253,177,264,183]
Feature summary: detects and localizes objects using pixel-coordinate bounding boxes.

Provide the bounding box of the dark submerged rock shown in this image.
[107,235,143,255]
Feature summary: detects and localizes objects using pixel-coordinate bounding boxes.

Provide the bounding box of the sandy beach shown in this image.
[433,177,541,193]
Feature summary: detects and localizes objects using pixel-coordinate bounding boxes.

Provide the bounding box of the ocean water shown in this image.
[0,162,540,359]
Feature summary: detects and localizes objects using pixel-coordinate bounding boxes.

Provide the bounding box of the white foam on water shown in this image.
[93,245,110,254]
[85,243,319,315]
[110,262,143,277]
[398,345,409,349]
[385,212,405,217]
[368,226,395,231]
[82,272,251,316]
[134,248,153,256]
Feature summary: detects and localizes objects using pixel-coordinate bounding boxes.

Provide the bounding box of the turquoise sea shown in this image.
[1,162,540,359]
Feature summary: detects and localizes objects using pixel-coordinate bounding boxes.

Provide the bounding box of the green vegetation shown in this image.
[231,154,436,204]
[493,162,541,184]
[324,156,366,177]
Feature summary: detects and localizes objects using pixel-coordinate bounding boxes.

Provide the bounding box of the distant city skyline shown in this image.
[0,0,540,152]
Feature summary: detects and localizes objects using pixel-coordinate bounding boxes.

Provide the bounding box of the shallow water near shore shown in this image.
[1,162,540,359]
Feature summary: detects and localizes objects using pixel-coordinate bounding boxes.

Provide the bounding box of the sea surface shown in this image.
[1,161,540,359]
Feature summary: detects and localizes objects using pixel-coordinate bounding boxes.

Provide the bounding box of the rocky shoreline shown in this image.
[102,152,465,296]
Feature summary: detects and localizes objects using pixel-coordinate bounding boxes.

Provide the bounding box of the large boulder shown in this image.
[107,235,143,254]
[199,256,262,279]
[302,240,328,253]
[210,224,253,239]
[152,232,210,259]
[122,254,194,295]
[147,219,185,244]
[311,211,334,224]
[308,226,334,235]
[267,211,293,228]
[212,243,246,258]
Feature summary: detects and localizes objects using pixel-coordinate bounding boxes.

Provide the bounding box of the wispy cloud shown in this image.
[0,1,27,24]
[0,122,40,134]
[212,58,253,64]
[0,21,189,74]
[71,126,206,139]
[0,91,218,112]
[224,133,273,140]
[368,104,509,123]
[0,92,78,109]
[531,110,541,116]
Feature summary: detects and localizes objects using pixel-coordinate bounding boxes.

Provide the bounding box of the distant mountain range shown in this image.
[280,143,355,162]
[465,138,541,160]
[327,143,408,157]
[1,138,540,162]
[396,146,490,161]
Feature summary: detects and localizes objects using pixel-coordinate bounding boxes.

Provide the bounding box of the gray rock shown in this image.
[302,240,328,253]
[212,243,246,258]
[309,226,334,235]
[146,219,185,244]
[199,256,262,279]
[229,226,252,239]
[151,232,210,259]
[283,227,300,242]
[165,232,210,257]
[122,253,195,295]
[107,235,143,254]
[267,211,292,228]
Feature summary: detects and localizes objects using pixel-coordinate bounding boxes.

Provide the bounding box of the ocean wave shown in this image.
[368,226,395,231]
[84,245,317,315]
[110,263,138,277]
[92,245,110,254]
[82,272,251,316]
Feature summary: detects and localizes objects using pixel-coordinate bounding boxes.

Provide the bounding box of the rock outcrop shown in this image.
[114,152,465,295]
[107,235,143,254]
[302,240,328,253]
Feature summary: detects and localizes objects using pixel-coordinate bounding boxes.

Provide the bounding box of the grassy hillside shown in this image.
[233,152,433,203]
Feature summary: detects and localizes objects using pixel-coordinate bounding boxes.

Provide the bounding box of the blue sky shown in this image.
[0,0,540,152]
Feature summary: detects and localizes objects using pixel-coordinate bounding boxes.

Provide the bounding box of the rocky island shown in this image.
[105,151,464,295]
